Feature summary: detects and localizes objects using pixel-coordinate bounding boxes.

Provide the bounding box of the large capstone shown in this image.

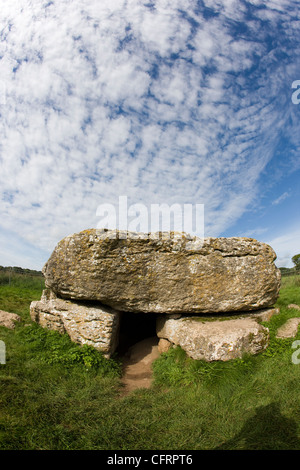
[42,229,281,314]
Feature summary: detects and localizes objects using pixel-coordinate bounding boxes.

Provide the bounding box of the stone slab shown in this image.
[30,289,121,357]
[276,318,300,339]
[156,312,270,361]
[0,310,21,329]
[43,229,281,314]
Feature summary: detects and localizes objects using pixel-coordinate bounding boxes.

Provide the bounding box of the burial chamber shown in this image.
[30,229,281,361]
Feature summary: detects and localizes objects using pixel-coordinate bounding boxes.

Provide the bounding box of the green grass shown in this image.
[0,272,300,450]
[0,273,44,319]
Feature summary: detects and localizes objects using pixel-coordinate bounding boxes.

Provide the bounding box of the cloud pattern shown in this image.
[0,0,299,267]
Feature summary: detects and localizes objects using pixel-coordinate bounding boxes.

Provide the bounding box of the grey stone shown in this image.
[156,313,270,361]
[0,310,21,329]
[42,229,281,314]
[30,289,121,357]
[288,304,300,311]
[276,318,300,339]
[158,338,172,354]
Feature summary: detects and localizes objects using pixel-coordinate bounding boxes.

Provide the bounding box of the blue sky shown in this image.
[0,0,299,270]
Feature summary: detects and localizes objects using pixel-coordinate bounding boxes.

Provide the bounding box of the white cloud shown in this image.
[0,0,299,268]
[238,227,269,238]
[272,191,290,205]
[265,226,300,268]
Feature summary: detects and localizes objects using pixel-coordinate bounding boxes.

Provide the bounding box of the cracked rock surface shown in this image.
[43,229,281,314]
[30,289,120,357]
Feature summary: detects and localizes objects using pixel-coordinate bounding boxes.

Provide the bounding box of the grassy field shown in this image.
[0,272,300,450]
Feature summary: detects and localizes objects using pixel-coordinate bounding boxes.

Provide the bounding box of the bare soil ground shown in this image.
[119,336,160,396]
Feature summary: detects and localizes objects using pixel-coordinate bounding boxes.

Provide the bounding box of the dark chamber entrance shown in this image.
[117,312,158,356]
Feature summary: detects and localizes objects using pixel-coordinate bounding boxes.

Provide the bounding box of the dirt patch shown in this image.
[119,336,160,396]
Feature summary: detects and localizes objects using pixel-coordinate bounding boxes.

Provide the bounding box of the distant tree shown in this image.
[292,254,300,271]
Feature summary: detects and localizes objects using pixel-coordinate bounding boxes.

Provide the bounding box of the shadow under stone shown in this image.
[116,311,158,357]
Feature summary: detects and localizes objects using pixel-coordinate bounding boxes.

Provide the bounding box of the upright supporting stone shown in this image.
[156,313,270,361]
[30,289,121,358]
